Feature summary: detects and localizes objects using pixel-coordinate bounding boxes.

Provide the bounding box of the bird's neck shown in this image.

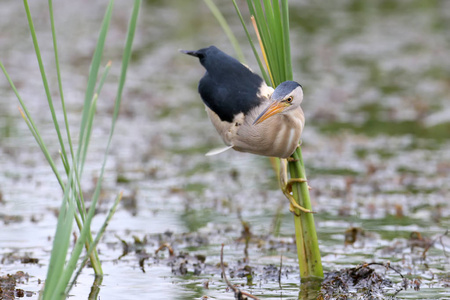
[272,108,304,157]
[281,107,305,131]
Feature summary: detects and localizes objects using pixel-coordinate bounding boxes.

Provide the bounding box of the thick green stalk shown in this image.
[230,0,324,280]
[289,148,323,279]
[205,0,323,281]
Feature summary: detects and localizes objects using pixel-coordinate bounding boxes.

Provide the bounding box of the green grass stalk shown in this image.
[203,0,245,62]
[1,0,141,298]
[78,0,114,177]
[23,0,104,278]
[231,0,270,84]
[23,0,68,162]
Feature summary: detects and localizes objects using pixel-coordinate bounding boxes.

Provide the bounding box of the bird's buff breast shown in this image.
[234,111,303,158]
[205,106,303,158]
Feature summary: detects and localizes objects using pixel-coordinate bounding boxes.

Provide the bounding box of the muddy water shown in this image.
[0,1,449,299]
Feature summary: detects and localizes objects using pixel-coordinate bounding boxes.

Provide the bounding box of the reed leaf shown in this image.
[203,0,245,62]
[48,0,75,172]
[0,62,66,190]
[1,0,141,298]
[43,171,77,299]
[62,0,140,295]
[78,0,114,176]
[23,0,68,162]
[68,192,123,292]
[231,0,270,84]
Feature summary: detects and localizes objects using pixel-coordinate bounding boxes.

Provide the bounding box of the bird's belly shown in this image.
[233,118,301,158]
[205,105,303,158]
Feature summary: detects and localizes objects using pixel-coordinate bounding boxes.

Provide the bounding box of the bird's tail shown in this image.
[205,145,233,156]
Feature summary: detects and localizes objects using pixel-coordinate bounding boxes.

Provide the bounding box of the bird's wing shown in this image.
[198,68,266,123]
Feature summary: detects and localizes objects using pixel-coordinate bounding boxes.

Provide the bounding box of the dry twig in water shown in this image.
[220,244,259,300]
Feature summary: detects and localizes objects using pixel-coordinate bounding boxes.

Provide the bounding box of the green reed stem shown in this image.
[217,0,324,280]
[289,149,323,279]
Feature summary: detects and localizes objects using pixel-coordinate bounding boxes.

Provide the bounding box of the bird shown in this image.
[181,45,305,159]
[182,46,312,214]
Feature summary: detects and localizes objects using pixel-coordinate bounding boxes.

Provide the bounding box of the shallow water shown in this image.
[0,1,449,299]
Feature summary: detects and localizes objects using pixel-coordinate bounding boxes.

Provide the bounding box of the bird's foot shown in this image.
[279,159,314,214]
[287,194,313,215]
[282,178,314,214]
[287,157,299,162]
[285,178,307,192]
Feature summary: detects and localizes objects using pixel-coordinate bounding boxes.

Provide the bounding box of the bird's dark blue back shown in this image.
[193,46,265,123]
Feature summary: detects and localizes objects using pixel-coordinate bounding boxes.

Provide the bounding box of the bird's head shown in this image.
[180,48,207,62]
[253,81,303,125]
[180,46,235,72]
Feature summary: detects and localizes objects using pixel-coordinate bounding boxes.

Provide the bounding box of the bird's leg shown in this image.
[279,159,314,214]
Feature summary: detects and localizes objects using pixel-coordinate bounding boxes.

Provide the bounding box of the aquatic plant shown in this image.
[0,0,140,298]
[205,0,324,281]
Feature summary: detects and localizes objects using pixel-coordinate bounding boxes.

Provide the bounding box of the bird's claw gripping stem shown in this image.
[280,159,314,215]
[283,179,314,215]
[286,157,299,162]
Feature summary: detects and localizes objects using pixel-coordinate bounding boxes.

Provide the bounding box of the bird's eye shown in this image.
[286,96,293,103]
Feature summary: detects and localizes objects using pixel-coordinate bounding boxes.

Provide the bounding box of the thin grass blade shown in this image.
[251,16,274,86]
[43,178,76,299]
[249,0,277,81]
[4,0,140,298]
[271,0,286,82]
[96,61,112,95]
[112,0,141,124]
[76,61,112,221]
[52,91,100,295]
[0,62,65,190]
[231,0,270,84]
[78,0,114,176]
[203,0,245,62]
[48,0,78,177]
[56,1,141,294]
[281,0,292,80]
[68,192,123,292]
[23,0,68,161]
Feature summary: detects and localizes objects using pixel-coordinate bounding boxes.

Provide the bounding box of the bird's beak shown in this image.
[180,49,199,57]
[253,101,287,125]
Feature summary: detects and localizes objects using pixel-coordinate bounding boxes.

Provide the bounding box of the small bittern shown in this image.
[182,46,311,213]
[182,46,304,159]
